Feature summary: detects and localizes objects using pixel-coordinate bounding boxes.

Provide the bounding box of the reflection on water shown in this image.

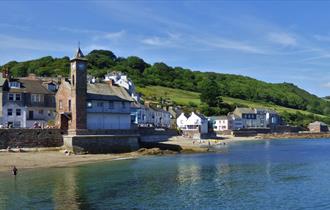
[2,139,330,209]
[53,168,80,210]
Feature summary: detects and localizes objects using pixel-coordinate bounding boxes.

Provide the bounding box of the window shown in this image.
[8,94,14,101]
[15,94,21,101]
[39,109,44,115]
[72,75,75,87]
[9,82,20,88]
[68,100,71,112]
[87,101,92,108]
[16,109,21,116]
[48,84,56,91]
[97,102,103,107]
[109,101,114,109]
[31,94,42,103]
[7,109,12,116]
[122,102,126,109]
[59,100,63,110]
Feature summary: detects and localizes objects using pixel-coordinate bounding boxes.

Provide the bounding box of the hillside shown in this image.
[137,86,330,126]
[1,49,330,119]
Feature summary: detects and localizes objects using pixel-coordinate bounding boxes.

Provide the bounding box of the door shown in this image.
[29,111,34,120]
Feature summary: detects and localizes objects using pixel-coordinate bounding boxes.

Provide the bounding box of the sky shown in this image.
[1,1,330,97]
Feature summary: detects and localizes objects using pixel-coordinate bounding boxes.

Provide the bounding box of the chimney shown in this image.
[106,79,113,86]
[28,73,37,80]
[2,67,10,79]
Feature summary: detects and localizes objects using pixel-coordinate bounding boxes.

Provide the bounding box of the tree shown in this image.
[200,77,222,107]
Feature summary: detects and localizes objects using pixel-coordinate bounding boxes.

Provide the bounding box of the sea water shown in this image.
[1,139,330,209]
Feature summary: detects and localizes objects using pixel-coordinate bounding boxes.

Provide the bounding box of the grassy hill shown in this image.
[137,86,330,126]
[2,49,330,124]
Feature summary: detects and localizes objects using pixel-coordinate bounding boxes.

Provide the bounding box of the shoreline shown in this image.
[1,134,329,174]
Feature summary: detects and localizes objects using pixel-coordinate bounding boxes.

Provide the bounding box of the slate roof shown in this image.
[234,107,255,114]
[209,116,228,120]
[9,78,55,94]
[86,83,133,102]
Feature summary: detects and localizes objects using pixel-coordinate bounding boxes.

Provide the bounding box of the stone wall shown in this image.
[139,128,178,142]
[0,128,63,149]
[63,135,139,154]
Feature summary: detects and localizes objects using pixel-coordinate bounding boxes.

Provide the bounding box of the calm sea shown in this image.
[1,139,330,209]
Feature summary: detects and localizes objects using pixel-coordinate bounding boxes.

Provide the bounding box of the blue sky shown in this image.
[1,1,330,96]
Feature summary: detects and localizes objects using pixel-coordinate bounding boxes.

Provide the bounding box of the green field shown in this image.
[137,85,328,119]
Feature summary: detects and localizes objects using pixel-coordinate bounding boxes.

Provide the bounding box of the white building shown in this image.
[211,116,229,131]
[185,112,208,134]
[104,72,140,102]
[2,75,56,128]
[176,112,189,129]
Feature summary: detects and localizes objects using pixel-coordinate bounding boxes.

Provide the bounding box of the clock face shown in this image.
[78,63,85,69]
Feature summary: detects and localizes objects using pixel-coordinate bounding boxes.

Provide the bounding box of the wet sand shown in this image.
[0,136,259,173]
[0,151,141,173]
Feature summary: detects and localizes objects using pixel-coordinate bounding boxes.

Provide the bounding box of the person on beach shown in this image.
[12,166,18,176]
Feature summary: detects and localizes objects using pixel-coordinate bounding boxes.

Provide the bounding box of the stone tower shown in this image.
[69,47,87,134]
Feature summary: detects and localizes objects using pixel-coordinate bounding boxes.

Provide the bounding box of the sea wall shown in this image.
[138,128,178,142]
[259,132,330,139]
[0,128,63,149]
[63,135,140,154]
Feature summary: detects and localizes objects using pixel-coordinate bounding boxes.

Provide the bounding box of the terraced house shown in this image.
[2,73,57,128]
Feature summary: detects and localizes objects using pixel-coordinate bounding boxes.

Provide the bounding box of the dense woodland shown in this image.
[2,49,330,126]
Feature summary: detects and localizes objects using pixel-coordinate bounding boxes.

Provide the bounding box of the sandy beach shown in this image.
[0,151,143,173]
[0,135,263,174]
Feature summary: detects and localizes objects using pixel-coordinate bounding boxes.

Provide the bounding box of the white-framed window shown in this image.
[9,82,20,88]
[31,94,42,103]
[8,94,14,101]
[16,109,21,116]
[7,109,12,116]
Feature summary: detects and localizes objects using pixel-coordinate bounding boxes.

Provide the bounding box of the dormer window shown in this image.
[9,81,20,88]
[48,84,56,91]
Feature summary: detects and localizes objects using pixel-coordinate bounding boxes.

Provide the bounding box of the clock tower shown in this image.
[69,47,87,133]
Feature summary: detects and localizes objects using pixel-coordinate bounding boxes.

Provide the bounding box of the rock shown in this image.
[137,147,177,155]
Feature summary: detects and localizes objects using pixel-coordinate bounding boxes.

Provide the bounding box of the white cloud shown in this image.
[201,38,266,54]
[321,82,330,88]
[141,32,181,47]
[102,30,126,40]
[268,32,297,46]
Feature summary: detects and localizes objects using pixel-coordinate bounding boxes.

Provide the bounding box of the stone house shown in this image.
[151,107,171,128]
[233,107,281,129]
[56,48,133,133]
[308,121,329,132]
[227,113,244,130]
[2,73,56,128]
